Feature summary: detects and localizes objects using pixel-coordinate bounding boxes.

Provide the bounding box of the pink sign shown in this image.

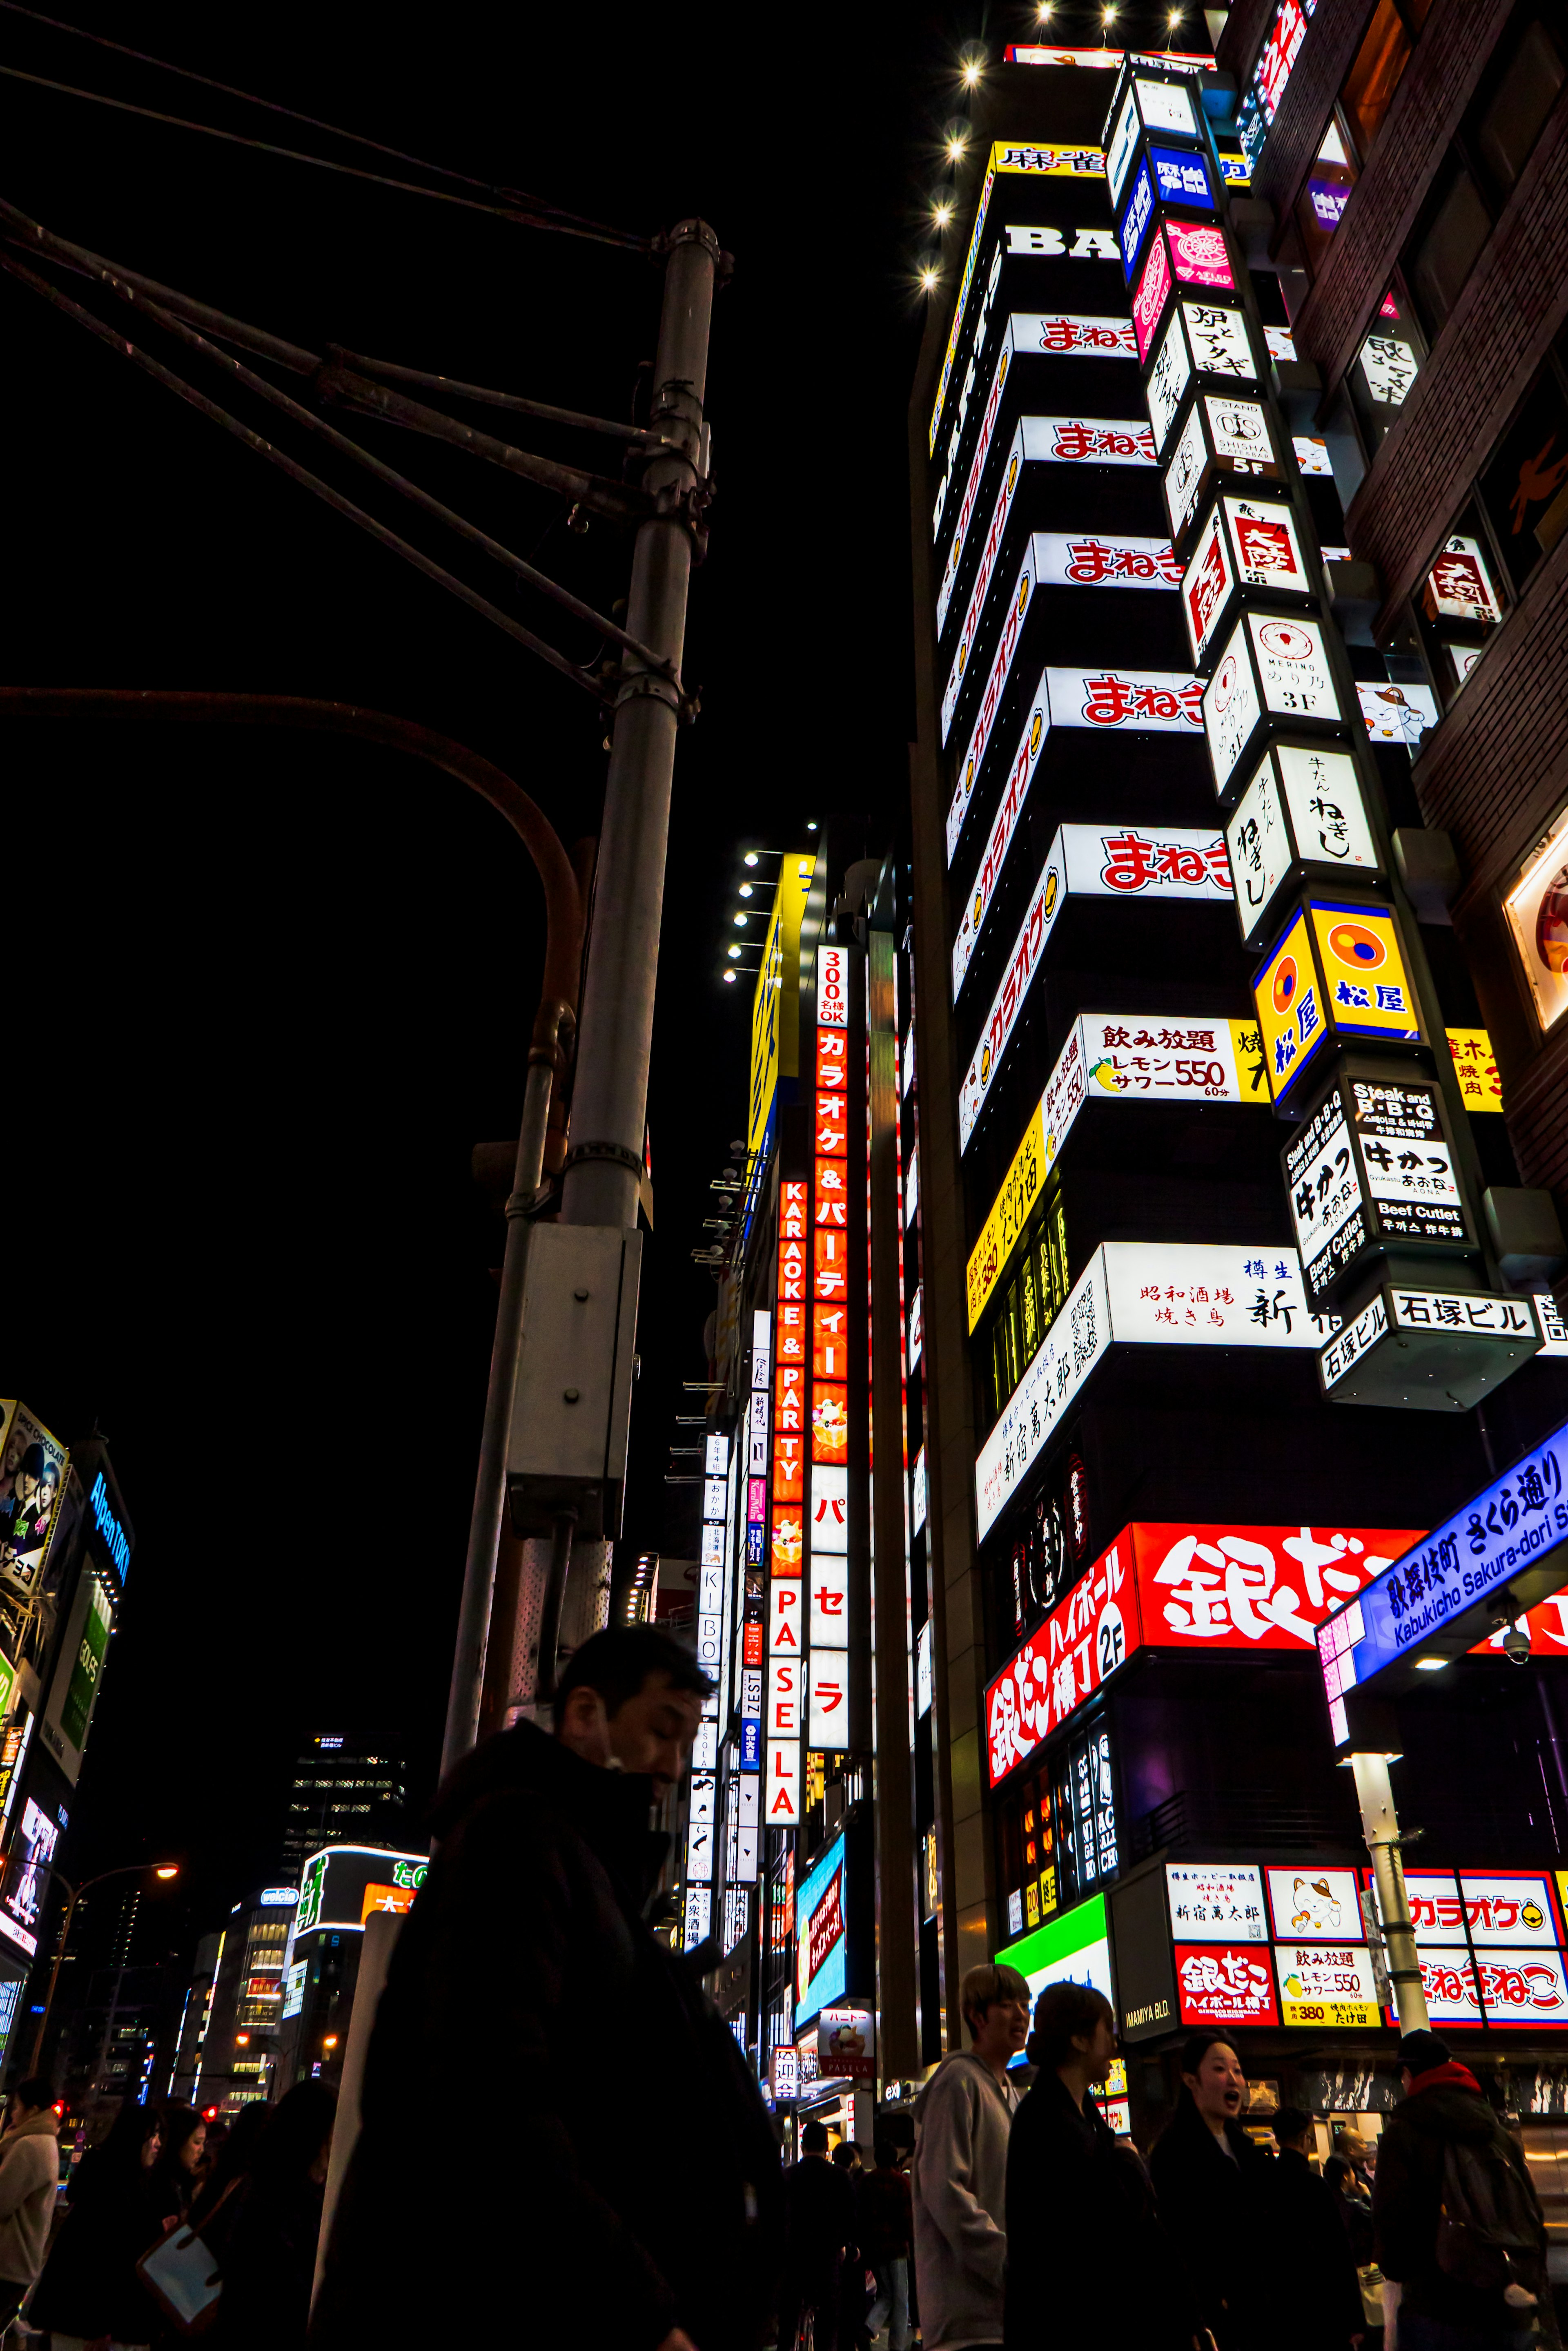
[1167,220,1234,292]
[1133,231,1172,363]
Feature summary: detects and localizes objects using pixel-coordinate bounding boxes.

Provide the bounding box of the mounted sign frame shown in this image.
[1318,1282,1540,1414]
[1225,743,1381,951]
[1284,1062,1479,1309]
[1253,896,1425,1110]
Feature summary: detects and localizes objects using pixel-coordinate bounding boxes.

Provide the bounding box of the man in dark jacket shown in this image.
[1373,2028,1555,2351]
[1269,2107,1365,2351]
[312,1627,784,2351]
[779,2121,857,2351]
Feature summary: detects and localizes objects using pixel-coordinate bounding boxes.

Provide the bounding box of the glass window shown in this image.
[1294,118,1359,274]
[1479,361,1568,596]
[1408,160,1492,335]
[1341,1,1414,164]
[1475,14,1566,202]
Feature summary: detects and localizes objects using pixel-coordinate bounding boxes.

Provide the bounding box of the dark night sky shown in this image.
[0,0,1200,1956]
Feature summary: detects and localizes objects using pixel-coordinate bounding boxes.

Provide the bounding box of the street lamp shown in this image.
[28,1861,180,2074]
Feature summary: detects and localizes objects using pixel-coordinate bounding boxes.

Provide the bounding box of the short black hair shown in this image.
[551,1626,713,1728]
[801,2120,829,2154]
[1026,1980,1115,2071]
[1273,2106,1312,2148]
[1179,2029,1241,2079]
[831,2141,857,2168]
[1396,2029,1450,2075]
[873,2137,898,2169]
[9,2078,51,2112]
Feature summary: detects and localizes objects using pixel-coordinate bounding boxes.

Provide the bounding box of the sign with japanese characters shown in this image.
[1167,221,1234,292]
[976,1252,1111,1539]
[1034,533,1183,589]
[1182,504,1236,665]
[1357,330,1420,411]
[1149,143,1216,211]
[1027,416,1159,471]
[1267,1867,1363,1941]
[958,840,1067,1148]
[1225,744,1379,948]
[1106,88,1139,201]
[1102,1241,1325,1347]
[1077,1014,1264,1104]
[1401,1871,1560,1948]
[1316,1414,1568,1724]
[1410,1949,1568,2027]
[1136,74,1200,138]
[795,1831,847,2024]
[1145,307,1191,446]
[1255,899,1422,1104]
[1274,1943,1381,2027]
[1117,159,1156,278]
[1423,534,1502,629]
[809,1552,849,1648]
[1041,667,1204,733]
[807,1652,848,1751]
[1175,1943,1278,2026]
[1168,1864,1267,1943]
[1132,224,1173,361]
[1182,495,1311,666]
[1205,612,1340,796]
[945,547,1035,769]
[966,1030,1085,1329]
[1016,312,1139,360]
[1285,1075,1471,1306]
[953,678,1045,996]
[984,1518,1425,1778]
[1164,402,1207,540]
[1446,1028,1503,1111]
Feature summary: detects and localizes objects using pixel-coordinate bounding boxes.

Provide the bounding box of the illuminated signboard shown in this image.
[958,826,1231,1147]
[0,1403,68,1602]
[1285,1073,1474,1307]
[1182,495,1310,667]
[1446,1027,1503,1111]
[1204,613,1340,799]
[1368,1871,1568,2027]
[258,1887,298,1908]
[0,1797,58,1960]
[1174,1943,1278,2027]
[1266,1866,1363,1941]
[1225,744,1380,951]
[997,1889,1114,2006]
[987,1514,1429,1787]
[974,1245,1346,1541]
[1147,301,1257,446]
[964,1016,1264,1329]
[1275,1944,1381,2027]
[291,1845,430,1939]
[1504,805,1568,1033]
[746,854,814,1184]
[1317,1415,1568,1739]
[1167,1863,1266,1943]
[1253,898,1423,1106]
[795,1831,848,2027]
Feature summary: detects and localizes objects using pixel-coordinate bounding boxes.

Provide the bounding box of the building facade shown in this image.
[278,1736,408,1876]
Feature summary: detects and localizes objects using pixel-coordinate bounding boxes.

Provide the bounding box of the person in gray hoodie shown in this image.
[911,1963,1031,2351]
[0,2076,60,2329]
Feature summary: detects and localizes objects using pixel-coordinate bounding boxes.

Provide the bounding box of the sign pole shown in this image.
[1350,1749,1429,2033]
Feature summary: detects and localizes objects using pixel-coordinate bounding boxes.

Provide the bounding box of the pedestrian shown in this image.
[30,2097,164,2351]
[0,2075,59,2330]
[1338,2128,1377,2195]
[209,2081,335,2351]
[147,2104,205,2231]
[779,2120,858,2351]
[911,1962,1031,2351]
[1004,1981,1199,2351]
[188,2101,270,2237]
[1148,2030,1276,2349]
[1325,2153,1376,2266]
[311,1624,784,2351]
[859,2136,913,2351]
[1372,2028,1555,2351]
[1269,2106,1365,2351]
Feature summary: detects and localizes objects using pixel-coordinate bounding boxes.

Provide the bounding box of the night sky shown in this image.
[0,0,1030,1946]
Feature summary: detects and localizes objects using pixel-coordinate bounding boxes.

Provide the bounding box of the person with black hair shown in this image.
[312,1624,783,2351]
[0,2075,58,2326]
[1004,1982,1199,2351]
[30,2097,165,2350]
[1268,2107,1364,2351]
[147,2103,206,2231]
[779,2121,858,2351]
[1324,2154,1375,2267]
[1147,2031,1277,2349]
[209,2081,335,2351]
[1373,2028,1554,2351]
[860,2136,913,2351]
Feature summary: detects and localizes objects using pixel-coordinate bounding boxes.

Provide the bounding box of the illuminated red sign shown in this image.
[1175,1942,1279,2027]
[806,1863,845,1985]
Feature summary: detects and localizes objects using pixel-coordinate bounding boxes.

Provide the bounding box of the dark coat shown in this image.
[1270,2146,1365,2351]
[857,2164,912,2264]
[785,2155,858,2304]
[1005,2073,1198,2351]
[311,1721,784,2351]
[1374,2076,1555,2339]
[1147,2101,1277,2351]
[29,2144,167,2344]
[209,2175,324,2351]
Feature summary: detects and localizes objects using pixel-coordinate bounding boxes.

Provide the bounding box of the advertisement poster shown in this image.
[818,2005,874,2080]
[1167,1864,1267,1942]
[1275,1944,1381,2027]
[1266,1867,1363,1940]
[1175,1943,1278,2026]
[795,1833,848,2025]
[1504,811,1568,1033]
[0,1404,68,1602]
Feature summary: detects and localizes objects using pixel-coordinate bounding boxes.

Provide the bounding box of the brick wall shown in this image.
[1412,521,1568,1200]
[1255,0,1377,222]
[1217,0,1276,82]
[1294,0,1512,390]
[1345,91,1568,623]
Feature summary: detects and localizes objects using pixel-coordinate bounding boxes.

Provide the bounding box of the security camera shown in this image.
[1497,1619,1532,1665]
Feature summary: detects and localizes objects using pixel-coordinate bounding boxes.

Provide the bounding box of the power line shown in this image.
[0,60,652,252]
[0,0,635,244]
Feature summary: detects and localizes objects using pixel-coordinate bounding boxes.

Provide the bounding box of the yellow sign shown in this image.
[995,140,1107,177]
[747,855,815,1172]
[1275,1945,1382,2029]
[1446,1027,1503,1111]
[967,1096,1047,1331]
[1255,899,1421,1104]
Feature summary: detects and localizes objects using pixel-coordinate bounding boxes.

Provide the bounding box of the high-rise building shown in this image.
[278,1737,408,1876]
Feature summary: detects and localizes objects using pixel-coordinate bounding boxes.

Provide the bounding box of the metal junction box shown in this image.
[506,1224,642,1539]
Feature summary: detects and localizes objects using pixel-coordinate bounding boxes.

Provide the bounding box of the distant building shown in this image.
[276,1845,428,2094]
[279,1737,408,1876]
[169,1929,223,2108]
[197,1886,299,2115]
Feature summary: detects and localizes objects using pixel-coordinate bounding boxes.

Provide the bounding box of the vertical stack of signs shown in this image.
[683,1430,731,1952]
[810,944,851,1754]
[1105,54,1535,1418]
[769,1182,808,1826]
[740,1309,769,1776]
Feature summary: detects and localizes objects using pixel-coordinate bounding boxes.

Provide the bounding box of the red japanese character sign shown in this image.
[1174,1943,1278,2027]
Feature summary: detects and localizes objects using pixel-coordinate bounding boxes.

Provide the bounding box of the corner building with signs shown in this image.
[898,29,1568,2160]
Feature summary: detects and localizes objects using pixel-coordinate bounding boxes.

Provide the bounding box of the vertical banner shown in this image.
[768,1181,809,1821]
[812,946,852,1751]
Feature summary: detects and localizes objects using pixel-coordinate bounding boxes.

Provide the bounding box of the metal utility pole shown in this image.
[560,219,719,1233]
[1351,1751,1430,2033]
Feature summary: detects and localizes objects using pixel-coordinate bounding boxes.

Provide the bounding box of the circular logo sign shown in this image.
[1326,917,1386,970]
[1211,650,1239,711]
[1044,869,1059,918]
[1029,709,1044,758]
[1258,619,1314,660]
[1270,955,1300,1015]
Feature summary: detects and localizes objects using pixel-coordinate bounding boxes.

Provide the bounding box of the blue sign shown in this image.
[1149,143,1216,212]
[89,1471,131,1585]
[795,1830,848,2029]
[739,1718,761,1771]
[746,1523,766,1566]
[1117,161,1155,282]
[1319,1415,1568,1731]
